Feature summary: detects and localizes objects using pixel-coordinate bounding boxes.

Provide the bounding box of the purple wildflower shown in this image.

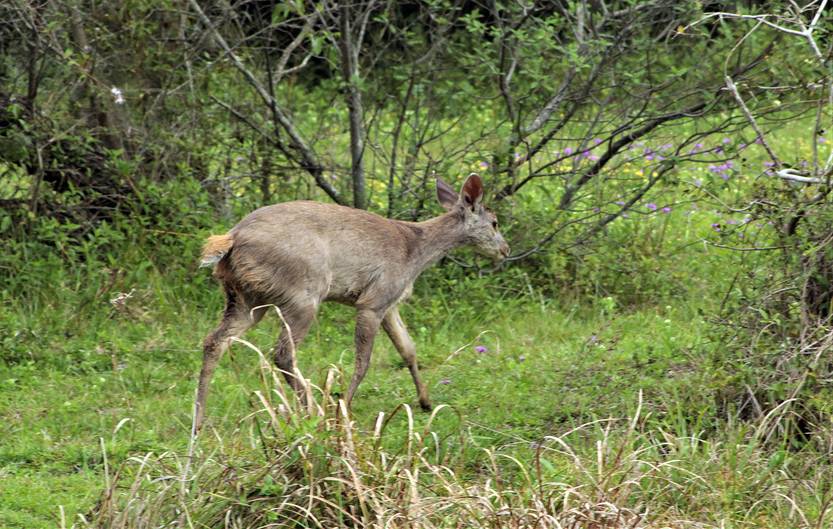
[594,138,603,145]
[819,137,827,144]
[722,137,731,144]
[593,207,601,213]
[439,378,451,385]
[615,200,626,206]
[661,206,671,214]
[763,161,775,168]
[647,203,658,211]
[475,345,487,353]
[693,178,703,187]
[479,161,490,170]
[711,223,721,232]
[563,147,574,155]
[582,150,591,158]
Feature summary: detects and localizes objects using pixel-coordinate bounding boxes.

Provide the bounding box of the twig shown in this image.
[724,75,781,166]
[775,168,823,184]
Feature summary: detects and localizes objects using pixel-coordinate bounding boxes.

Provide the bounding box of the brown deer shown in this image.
[195,173,509,430]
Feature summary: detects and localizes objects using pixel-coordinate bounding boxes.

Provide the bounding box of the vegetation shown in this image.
[2,1,833,527]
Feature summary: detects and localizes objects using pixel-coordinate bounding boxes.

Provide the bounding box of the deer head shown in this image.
[436,173,510,262]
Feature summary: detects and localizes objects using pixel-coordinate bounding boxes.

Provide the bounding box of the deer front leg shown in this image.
[345,308,383,408]
[383,305,431,411]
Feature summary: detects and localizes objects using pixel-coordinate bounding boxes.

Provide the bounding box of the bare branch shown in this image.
[187,0,345,204]
[724,75,781,167]
[522,69,577,136]
[775,169,823,184]
[272,10,319,85]
[556,101,707,210]
[695,12,807,37]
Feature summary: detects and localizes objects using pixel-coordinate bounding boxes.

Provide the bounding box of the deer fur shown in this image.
[200,234,234,267]
[195,173,509,431]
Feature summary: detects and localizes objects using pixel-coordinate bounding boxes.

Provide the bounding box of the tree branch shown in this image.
[188,0,345,204]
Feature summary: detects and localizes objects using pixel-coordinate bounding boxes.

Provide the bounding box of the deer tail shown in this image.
[200,233,234,268]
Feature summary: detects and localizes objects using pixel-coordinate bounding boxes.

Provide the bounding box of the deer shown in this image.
[194,173,509,431]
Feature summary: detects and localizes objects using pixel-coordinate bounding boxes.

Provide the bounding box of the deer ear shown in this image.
[460,173,484,210]
[436,177,458,210]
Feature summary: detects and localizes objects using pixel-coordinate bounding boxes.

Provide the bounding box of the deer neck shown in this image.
[401,211,467,275]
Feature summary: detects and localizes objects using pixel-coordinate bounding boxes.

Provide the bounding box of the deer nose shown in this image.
[500,243,510,258]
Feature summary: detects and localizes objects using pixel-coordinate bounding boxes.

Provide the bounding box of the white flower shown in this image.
[110,86,125,105]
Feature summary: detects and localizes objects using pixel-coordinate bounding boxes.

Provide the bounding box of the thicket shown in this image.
[0,1,798,294]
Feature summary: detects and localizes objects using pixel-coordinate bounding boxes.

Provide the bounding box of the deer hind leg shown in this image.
[383,305,432,411]
[271,301,317,393]
[345,308,384,408]
[194,293,264,432]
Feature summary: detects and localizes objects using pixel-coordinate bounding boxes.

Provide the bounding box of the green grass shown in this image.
[0,283,722,528]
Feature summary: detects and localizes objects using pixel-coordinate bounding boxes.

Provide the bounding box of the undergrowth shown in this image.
[77,337,833,529]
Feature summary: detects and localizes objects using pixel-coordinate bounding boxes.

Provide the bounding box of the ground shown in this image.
[0,296,708,528]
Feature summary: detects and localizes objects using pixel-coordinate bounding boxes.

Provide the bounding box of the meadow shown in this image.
[3,133,829,527]
[0,276,720,527]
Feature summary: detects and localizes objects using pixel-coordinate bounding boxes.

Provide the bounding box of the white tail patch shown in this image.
[200,254,225,268]
[200,233,234,268]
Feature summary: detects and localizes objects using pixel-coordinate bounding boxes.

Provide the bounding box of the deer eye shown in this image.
[491,220,498,229]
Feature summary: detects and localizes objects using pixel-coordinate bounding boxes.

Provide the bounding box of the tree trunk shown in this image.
[339,5,366,210]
